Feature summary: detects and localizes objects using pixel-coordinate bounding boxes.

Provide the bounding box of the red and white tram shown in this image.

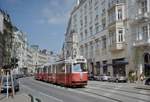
[35,56,88,87]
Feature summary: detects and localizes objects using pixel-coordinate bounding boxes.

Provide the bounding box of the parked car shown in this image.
[1,76,20,92]
[145,77,150,85]
[108,76,127,83]
[99,74,111,81]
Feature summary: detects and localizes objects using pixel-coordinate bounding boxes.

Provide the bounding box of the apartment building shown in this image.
[65,0,150,78]
[30,45,51,71]
[12,27,28,74]
[0,9,13,69]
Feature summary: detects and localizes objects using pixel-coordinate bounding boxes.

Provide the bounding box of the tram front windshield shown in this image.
[73,63,87,72]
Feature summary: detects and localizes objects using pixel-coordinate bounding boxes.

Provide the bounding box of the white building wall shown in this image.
[13,30,27,74]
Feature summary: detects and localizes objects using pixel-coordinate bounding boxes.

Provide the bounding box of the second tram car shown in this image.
[35,56,88,87]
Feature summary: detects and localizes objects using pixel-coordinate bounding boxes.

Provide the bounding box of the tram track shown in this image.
[77,89,123,102]
[84,86,150,102]
[23,78,150,102]
[88,84,150,96]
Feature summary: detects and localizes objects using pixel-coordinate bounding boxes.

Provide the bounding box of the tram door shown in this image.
[66,63,72,85]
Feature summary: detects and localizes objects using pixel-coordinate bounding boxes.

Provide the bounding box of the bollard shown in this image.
[35,98,42,102]
[28,94,34,102]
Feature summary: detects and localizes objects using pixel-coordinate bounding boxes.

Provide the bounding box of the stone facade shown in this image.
[65,0,150,78]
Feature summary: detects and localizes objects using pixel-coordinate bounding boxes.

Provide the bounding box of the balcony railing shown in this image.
[109,42,125,51]
[108,0,125,10]
[135,12,150,21]
[133,34,150,47]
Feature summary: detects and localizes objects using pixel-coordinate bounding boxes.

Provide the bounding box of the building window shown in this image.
[80,19,83,27]
[141,0,147,13]
[118,8,122,20]
[84,4,87,15]
[142,25,148,39]
[95,39,99,49]
[85,44,88,57]
[90,26,93,35]
[102,8,106,17]
[85,29,88,38]
[89,0,92,6]
[95,6,99,21]
[102,18,106,29]
[118,29,124,42]
[96,61,100,75]
[95,0,99,6]
[103,61,107,74]
[89,11,93,24]
[109,30,116,45]
[102,35,107,49]
[80,46,84,56]
[84,16,87,27]
[95,23,99,34]
[108,10,116,24]
[90,42,93,57]
[80,32,83,41]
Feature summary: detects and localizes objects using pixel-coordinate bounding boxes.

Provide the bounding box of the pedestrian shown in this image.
[140,72,145,83]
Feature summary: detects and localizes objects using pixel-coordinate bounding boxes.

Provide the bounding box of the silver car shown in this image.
[99,74,110,81]
[108,76,127,83]
[1,76,20,92]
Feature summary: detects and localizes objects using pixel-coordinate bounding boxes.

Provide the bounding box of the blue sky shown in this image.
[0,0,75,53]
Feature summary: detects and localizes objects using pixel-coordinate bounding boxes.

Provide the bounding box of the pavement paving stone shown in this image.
[0,94,6,101]
[0,93,31,102]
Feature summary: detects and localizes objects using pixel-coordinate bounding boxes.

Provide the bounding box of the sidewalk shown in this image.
[0,93,31,102]
[133,81,150,90]
[88,80,150,90]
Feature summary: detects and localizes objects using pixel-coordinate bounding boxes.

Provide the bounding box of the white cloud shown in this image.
[41,0,73,25]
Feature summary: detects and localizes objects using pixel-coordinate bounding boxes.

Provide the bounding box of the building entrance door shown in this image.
[144,53,150,77]
[112,58,128,77]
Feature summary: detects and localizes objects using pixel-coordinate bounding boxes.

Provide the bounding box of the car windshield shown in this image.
[72,63,87,72]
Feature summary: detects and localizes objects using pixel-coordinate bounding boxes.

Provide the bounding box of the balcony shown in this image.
[133,35,150,47]
[109,42,125,51]
[108,0,125,11]
[135,12,150,22]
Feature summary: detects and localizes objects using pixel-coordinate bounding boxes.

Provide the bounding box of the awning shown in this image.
[113,60,129,65]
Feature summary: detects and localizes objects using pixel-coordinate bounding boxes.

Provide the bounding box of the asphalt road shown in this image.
[19,77,150,102]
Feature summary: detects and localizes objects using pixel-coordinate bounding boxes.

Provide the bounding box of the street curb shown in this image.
[134,86,150,90]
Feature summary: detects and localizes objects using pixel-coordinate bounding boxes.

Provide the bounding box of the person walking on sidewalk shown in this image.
[140,72,145,84]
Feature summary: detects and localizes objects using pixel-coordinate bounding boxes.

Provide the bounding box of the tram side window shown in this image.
[48,66,51,74]
[38,69,40,74]
[36,68,39,73]
[66,64,71,73]
[81,63,87,72]
[43,66,47,73]
[53,65,56,73]
[57,64,65,73]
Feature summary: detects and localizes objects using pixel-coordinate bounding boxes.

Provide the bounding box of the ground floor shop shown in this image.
[87,58,129,77]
